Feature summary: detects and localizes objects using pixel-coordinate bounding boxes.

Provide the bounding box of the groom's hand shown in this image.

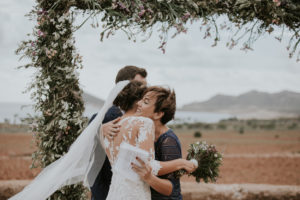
[101,117,121,139]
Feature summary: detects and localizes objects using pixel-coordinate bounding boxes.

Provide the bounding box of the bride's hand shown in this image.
[131,157,152,182]
[101,117,121,140]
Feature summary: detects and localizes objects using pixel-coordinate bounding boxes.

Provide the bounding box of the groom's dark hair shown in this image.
[115,65,147,83]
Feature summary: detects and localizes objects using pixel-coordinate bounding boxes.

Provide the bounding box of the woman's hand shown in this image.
[132,157,173,196]
[131,157,153,182]
[182,159,198,173]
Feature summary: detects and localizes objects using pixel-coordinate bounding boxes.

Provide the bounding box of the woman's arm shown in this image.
[158,159,197,176]
[132,157,173,196]
[132,119,173,196]
[131,158,197,196]
[146,175,173,196]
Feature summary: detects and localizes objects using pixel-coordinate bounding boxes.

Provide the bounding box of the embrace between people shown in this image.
[90,66,197,200]
[9,65,197,200]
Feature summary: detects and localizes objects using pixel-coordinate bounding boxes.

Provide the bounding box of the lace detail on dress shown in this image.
[149,160,162,176]
[107,170,151,200]
[104,116,154,163]
[103,116,155,200]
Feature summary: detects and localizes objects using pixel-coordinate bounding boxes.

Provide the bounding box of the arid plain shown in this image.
[1,126,300,185]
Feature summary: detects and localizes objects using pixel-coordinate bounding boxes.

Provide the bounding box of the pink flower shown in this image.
[117,2,126,9]
[112,2,118,9]
[138,9,146,17]
[272,19,279,24]
[31,41,35,46]
[273,0,281,6]
[182,12,191,21]
[147,8,154,13]
[117,2,130,12]
[37,9,48,16]
[38,30,46,37]
[37,30,45,37]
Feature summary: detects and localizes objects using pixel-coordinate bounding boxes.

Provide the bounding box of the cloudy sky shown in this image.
[0,0,299,107]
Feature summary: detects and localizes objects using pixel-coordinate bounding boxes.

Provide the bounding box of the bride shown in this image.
[9,80,195,200]
[103,80,170,199]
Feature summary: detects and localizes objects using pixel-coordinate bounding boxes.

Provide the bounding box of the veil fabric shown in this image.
[9,80,130,200]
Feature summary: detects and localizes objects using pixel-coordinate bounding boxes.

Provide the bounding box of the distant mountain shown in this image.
[0,92,105,123]
[181,90,300,119]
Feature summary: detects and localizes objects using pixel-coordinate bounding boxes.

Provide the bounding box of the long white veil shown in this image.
[9,80,129,200]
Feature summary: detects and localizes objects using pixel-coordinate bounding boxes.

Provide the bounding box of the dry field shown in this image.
[178,129,300,185]
[1,129,300,185]
[0,133,40,180]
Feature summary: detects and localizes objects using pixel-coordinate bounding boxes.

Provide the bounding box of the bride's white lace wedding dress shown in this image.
[102,116,161,200]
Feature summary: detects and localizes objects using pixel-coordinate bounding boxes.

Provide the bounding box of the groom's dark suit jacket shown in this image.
[89,106,123,200]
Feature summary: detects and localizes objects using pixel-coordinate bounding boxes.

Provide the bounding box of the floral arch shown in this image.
[17,0,299,199]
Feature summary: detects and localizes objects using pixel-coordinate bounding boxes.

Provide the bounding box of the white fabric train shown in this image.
[9,80,130,200]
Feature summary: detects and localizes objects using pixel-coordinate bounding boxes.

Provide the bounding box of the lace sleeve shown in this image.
[135,117,161,175]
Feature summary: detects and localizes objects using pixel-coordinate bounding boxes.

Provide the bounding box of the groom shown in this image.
[89,65,148,200]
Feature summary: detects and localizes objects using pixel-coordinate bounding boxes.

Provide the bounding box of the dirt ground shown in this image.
[1,130,300,185]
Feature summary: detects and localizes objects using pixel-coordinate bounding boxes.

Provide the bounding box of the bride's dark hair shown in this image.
[113,80,147,112]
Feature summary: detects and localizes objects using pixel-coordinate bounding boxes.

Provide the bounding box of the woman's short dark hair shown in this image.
[115,65,147,83]
[113,81,147,112]
[144,86,176,124]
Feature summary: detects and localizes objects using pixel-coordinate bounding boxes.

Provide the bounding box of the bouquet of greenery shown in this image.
[175,141,223,183]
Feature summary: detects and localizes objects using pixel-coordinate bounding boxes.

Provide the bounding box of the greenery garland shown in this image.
[72,0,300,60]
[16,5,88,200]
[16,0,299,199]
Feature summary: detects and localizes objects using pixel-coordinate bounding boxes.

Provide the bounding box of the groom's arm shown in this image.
[93,106,122,138]
[89,106,122,125]
[88,113,97,124]
[102,106,122,124]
